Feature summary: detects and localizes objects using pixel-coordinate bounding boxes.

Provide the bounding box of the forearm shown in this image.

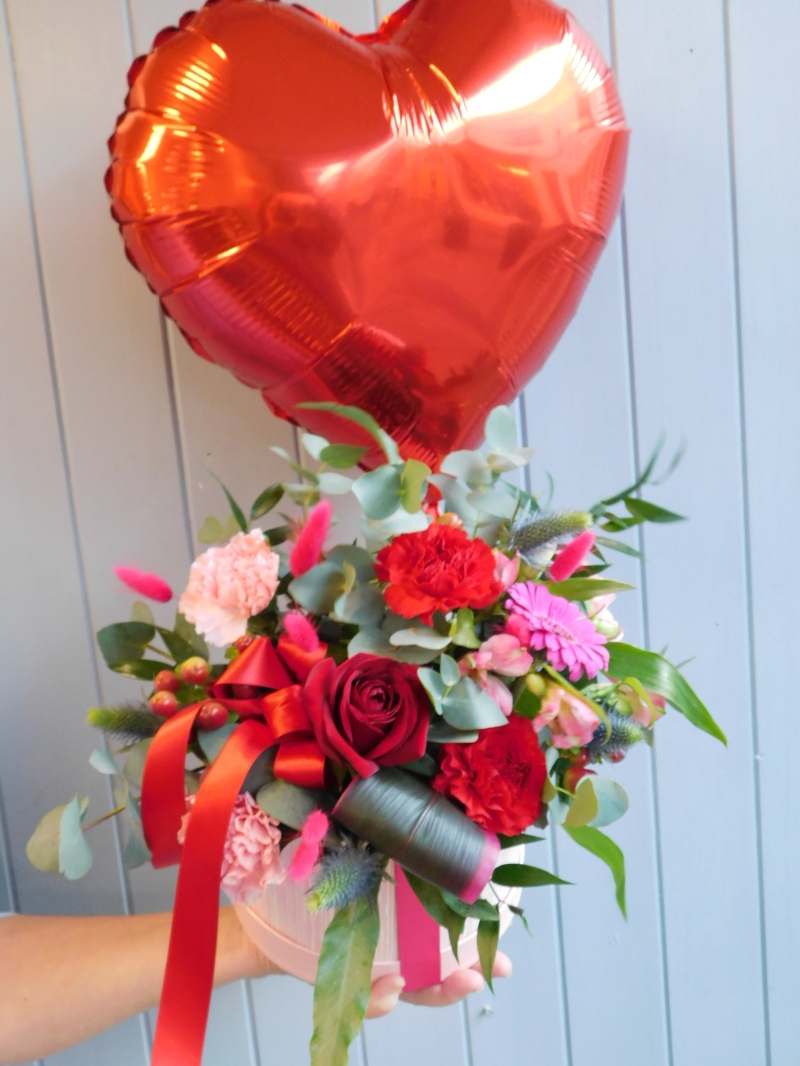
[0,908,275,1064]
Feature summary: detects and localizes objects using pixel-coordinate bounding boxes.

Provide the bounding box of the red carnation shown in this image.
[433,715,547,836]
[375,523,502,625]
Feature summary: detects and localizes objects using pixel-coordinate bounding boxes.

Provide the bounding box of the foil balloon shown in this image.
[107,0,628,469]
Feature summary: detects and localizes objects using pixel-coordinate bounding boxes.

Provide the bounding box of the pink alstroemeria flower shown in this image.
[493,550,521,591]
[459,634,533,717]
[289,499,332,577]
[534,683,600,749]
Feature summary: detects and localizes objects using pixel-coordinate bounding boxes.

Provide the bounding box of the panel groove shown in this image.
[548,836,574,1066]
[160,311,196,562]
[720,2,772,1062]
[606,7,675,1062]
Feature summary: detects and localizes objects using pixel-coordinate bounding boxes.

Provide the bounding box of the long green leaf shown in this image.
[594,535,644,559]
[606,642,726,744]
[595,435,666,508]
[310,894,381,1066]
[477,919,500,991]
[546,578,634,601]
[404,871,465,960]
[497,833,543,848]
[625,497,685,523]
[298,402,401,464]
[250,483,284,520]
[563,825,626,918]
[209,472,248,532]
[491,863,570,888]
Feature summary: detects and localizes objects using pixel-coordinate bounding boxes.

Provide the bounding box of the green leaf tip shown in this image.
[564,825,627,918]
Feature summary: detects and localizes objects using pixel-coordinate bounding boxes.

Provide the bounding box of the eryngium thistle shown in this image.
[507,510,592,560]
[307,845,384,912]
[587,709,648,760]
[87,704,163,743]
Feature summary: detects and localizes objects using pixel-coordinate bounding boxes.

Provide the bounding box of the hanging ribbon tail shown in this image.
[150,719,276,1066]
[141,703,205,868]
[395,867,442,992]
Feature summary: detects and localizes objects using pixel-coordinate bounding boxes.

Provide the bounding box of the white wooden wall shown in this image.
[0,0,796,1063]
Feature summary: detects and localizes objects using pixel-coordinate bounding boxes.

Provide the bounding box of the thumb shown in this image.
[366,974,406,1019]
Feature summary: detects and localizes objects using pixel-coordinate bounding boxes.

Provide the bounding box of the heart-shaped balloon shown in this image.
[108,0,627,468]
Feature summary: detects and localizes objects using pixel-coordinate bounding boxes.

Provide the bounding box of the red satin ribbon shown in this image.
[262,686,332,789]
[150,719,275,1066]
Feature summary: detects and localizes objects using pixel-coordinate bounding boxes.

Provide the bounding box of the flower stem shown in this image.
[82,805,126,833]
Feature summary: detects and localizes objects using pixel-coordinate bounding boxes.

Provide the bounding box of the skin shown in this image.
[0,907,511,1064]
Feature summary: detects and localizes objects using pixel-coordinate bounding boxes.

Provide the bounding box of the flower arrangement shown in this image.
[27,404,724,1066]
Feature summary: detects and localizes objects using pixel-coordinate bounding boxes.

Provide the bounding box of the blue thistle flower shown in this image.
[587,709,648,761]
[307,845,385,912]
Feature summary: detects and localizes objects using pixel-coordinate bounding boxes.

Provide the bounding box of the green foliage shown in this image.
[97,621,154,666]
[250,483,284,520]
[320,443,369,469]
[625,497,685,523]
[210,472,248,532]
[197,513,241,543]
[449,607,480,649]
[491,863,570,888]
[256,778,323,830]
[546,578,634,601]
[58,797,93,880]
[122,740,152,790]
[498,833,543,848]
[441,676,508,731]
[310,893,381,1066]
[130,600,155,625]
[87,705,163,743]
[564,776,629,829]
[477,918,500,991]
[89,749,119,775]
[109,659,164,681]
[196,723,236,764]
[403,871,465,959]
[564,825,627,918]
[299,401,401,465]
[27,803,69,873]
[353,466,402,520]
[155,625,196,664]
[174,611,209,659]
[606,643,726,743]
[399,459,431,514]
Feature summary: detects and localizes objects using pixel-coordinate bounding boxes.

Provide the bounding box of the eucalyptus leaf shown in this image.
[427,719,478,744]
[223,513,241,538]
[59,797,93,880]
[589,777,630,828]
[484,405,518,451]
[563,775,599,827]
[320,443,369,469]
[197,723,236,764]
[299,401,401,464]
[301,433,330,460]
[491,863,570,888]
[440,450,492,488]
[26,803,68,873]
[441,676,507,730]
[417,667,446,714]
[606,642,725,743]
[122,739,152,789]
[595,535,644,559]
[283,483,320,507]
[389,626,451,650]
[439,654,461,687]
[310,893,381,1066]
[89,749,119,776]
[110,658,164,681]
[336,584,385,627]
[317,472,354,495]
[399,754,439,777]
[123,811,151,869]
[97,622,155,667]
[546,578,634,601]
[428,474,479,523]
[467,484,518,520]
[198,515,226,544]
[256,779,328,829]
[326,545,376,584]
[362,508,429,540]
[290,562,346,615]
[477,919,500,991]
[400,459,431,514]
[130,601,155,625]
[250,483,284,520]
[352,466,402,520]
[564,825,626,917]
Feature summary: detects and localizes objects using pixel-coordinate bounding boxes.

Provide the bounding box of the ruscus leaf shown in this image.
[210,472,248,532]
[477,919,500,991]
[491,863,570,888]
[563,825,626,918]
[250,483,284,520]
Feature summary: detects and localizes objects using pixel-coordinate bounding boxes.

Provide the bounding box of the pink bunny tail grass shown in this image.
[282,610,321,652]
[289,499,333,577]
[289,810,330,882]
[114,566,173,603]
[549,530,596,582]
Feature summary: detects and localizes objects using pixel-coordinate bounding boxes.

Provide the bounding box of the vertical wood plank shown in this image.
[612,1,767,1063]
[726,1,800,1062]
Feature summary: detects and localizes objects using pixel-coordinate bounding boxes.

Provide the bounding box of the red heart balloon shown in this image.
[108,0,627,468]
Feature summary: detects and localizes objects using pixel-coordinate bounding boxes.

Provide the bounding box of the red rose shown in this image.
[433,715,547,836]
[375,523,502,625]
[303,654,430,778]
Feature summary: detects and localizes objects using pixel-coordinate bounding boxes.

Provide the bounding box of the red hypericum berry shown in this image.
[608,751,626,763]
[569,749,590,767]
[179,656,210,684]
[154,669,181,693]
[231,684,261,700]
[150,690,179,718]
[563,766,595,794]
[234,635,255,653]
[196,701,229,731]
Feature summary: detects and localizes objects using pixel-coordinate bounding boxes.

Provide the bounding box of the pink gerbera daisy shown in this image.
[505,582,609,681]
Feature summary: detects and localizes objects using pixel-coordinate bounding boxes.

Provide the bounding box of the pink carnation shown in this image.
[179,793,285,904]
[178,529,280,647]
[533,682,600,748]
[505,581,609,681]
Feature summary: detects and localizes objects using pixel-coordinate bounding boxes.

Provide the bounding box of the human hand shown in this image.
[366,951,512,1017]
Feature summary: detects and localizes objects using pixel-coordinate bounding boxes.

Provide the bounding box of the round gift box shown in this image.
[234,840,525,985]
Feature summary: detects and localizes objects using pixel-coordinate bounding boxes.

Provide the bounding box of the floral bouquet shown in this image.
[27,403,724,1066]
